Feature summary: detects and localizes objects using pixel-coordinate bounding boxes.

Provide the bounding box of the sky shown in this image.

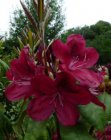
[0,0,111,34]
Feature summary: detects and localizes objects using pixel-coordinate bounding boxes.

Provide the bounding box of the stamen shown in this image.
[49,92,63,107]
[58,94,63,107]
[83,53,87,62]
[14,80,31,86]
[69,53,89,70]
[89,88,99,95]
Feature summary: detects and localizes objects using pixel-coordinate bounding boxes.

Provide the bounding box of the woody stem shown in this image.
[53,113,61,140]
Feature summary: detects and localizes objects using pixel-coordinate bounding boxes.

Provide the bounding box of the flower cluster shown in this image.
[5,34,105,126]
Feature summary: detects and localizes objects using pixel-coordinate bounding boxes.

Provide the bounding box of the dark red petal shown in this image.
[67,34,86,56]
[5,81,32,101]
[8,47,36,80]
[105,125,111,135]
[73,69,102,88]
[55,72,76,90]
[63,89,91,105]
[52,40,71,64]
[105,135,111,140]
[60,66,103,88]
[6,69,14,80]
[27,96,54,121]
[35,66,45,75]
[82,47,99,68]
[19,46,29,61]
[36,44,44,64]
[56,72,91,105]
[91,95,105,110]
[10,59,35,79]
[95,131,104,140]
[32,75,56,95]
[56,101,80,126]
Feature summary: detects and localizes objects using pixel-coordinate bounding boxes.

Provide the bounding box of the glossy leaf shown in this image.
[99,92,111,121]
[79,102,106,130]
[24,119,50,140]
[0,59,9,70]
[79,92,111,129]
[28,29,33,48]
[17,37,24,49]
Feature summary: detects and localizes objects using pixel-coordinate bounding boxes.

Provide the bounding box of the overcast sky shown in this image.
[0,0,111,34]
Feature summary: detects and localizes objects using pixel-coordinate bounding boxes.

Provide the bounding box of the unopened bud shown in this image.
[104,75,109,83]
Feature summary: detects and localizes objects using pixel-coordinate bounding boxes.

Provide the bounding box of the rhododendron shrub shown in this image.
[5,34,107,139]
[2,0,111,140]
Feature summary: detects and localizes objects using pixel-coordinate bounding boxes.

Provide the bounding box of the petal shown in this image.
[56,72,85,93]
[91,95,105,110]
[67,34,86,56]
[10,58,35,79]
[73,69,102,88]
[67,47,99,70]
[55,72,76,89]
[56,72,91,105]
[6,69,15,80]
[32,75,56,95]
[5,80,32,101]
[56,101,80,126]
[8,47,36,80]
[63,88,91,105]
[82,47,99,68]
[19,46,29,62]
[35,66,45,75]
[66,35,99,69]
[27,96,54,121]
[106,135,111,140]
[52,40,71,64]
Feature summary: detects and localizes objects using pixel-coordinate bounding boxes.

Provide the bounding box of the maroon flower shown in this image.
[27,72,104,126]
[95,125,111,140]
[52,34,102,88]
[5,47,44,101]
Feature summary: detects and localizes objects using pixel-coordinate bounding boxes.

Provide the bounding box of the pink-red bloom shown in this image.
[5,47,44,101]
[27,72,104,126]
[52,34,102,88]
[5,37,105,127]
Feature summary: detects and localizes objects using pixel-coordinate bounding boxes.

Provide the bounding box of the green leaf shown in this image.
[0,103,5,113]
[79,102,106,130]
[0,59,9,70]
[99,92,111,121]
[79,93,111,131]
[28,30,33,48]
[33,39,40,51]
[0,130,4,140]
[17,37,24,49]
[60,123,95,140]
[24,118,50,140]
[0,113,13,139]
